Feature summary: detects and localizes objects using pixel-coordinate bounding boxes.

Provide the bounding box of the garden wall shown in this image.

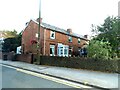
[15,54,33,63]
[1,52,15,60]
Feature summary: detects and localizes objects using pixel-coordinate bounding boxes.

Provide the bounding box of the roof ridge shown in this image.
[31,19,88,40]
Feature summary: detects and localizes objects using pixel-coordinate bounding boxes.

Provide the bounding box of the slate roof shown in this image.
[32,19,88,40]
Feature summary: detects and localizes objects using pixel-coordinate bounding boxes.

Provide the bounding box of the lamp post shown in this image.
[37,0,41,65]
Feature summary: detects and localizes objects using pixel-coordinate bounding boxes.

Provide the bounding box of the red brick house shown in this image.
[22,18,89,57]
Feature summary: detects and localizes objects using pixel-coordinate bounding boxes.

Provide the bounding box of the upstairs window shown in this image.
[50,31,55,39]
[68,36,72,42]
[78,38,81,44]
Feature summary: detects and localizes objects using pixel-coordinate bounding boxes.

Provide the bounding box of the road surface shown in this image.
[1,64,92,89]
[1,65,74,88]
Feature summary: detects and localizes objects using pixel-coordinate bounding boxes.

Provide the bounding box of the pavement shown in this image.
[0,59,119,89]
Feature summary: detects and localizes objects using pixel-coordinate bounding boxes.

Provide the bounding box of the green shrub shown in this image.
[87,40,112,60]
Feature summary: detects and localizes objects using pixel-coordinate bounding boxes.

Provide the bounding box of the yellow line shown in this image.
[2,64,91,88]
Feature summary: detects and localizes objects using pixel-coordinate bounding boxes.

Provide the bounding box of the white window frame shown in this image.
[50,31,55,39]
[68,36,72,42]
[57,43,69,57]
[64,45,69,57]
[57,43,63,57]
[50,45,55,56]
[78,38,81,44]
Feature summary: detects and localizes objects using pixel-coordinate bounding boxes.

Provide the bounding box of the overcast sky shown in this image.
[0,0,119,36]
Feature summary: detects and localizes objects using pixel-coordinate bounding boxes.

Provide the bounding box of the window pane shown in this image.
[64,48,67,55]
[50,48,52,54]
[51,33,54,37]
[61,47,63,54]
[50,31,55,39]
[52,48,54,54]
[50,45,55,56]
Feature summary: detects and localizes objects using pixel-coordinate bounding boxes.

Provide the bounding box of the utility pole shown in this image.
[37,0,41,65]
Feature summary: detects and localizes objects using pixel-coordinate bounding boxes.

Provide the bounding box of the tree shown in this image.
[91,16,120,58]
[87,40,112,60]
[0,30,17,38]
[1,30,22,52]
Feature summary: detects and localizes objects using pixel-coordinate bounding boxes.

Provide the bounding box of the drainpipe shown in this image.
[43,29,46,55]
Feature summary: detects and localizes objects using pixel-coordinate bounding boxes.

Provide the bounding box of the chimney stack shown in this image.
[84,35,88,38]
[36,18,42,23]
[67,28,72,34]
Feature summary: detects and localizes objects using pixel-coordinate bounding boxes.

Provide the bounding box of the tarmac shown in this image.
[0,59,119,89]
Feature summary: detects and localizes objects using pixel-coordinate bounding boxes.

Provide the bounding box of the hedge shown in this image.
[16,54,120,73]
[37,56,120,73]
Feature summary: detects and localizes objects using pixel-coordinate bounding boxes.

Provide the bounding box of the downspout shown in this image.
[43,29,46,55]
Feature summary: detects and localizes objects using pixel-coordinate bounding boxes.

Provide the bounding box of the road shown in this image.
[1,65,75,88]
[1,64,92,89]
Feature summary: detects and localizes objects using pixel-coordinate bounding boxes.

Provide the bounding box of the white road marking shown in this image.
[1,64,92,88]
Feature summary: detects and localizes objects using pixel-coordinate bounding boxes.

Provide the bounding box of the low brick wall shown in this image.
[0,52,15,60]
[15,54,33,63]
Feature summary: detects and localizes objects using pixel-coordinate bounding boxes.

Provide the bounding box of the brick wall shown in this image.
[22,20,88,56]
[43,29,87,56]
[22,20,44,54]
[15,54,33,63]
[0,52,15,60]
